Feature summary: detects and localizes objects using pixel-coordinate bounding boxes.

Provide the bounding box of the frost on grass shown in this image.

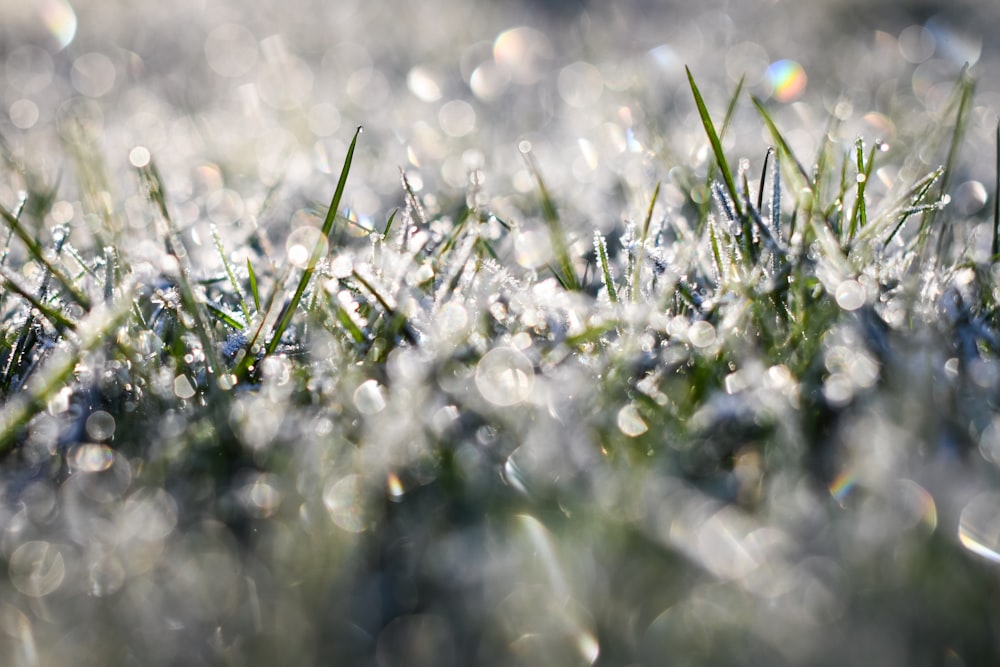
[2,23,1000,667]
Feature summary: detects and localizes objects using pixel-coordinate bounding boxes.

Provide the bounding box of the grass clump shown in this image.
[0,62,998,667]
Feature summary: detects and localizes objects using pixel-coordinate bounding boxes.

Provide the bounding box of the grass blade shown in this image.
[687,66,743,219]
[750,96,810,186]
[137,159,225,389]
[925,69,974,259]
[522,148,580,291]
[632,182,660,303]
[0,289,134,453]
[267,125,362,356]
[594,231,619,303]
[212,224,251,325]
[247,258,261,312]
[994,122,1000,259]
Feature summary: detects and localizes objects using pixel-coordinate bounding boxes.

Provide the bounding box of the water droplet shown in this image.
[687,320,716,348]
[128,145,150,168]
[616,404,648,437]
[353,379,386,415]
[173,374,196,399]
[835,279,865,311]
[85,410,115,441]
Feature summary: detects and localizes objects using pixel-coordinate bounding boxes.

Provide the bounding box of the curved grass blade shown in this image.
[750,96,810,185]
[687,66,743,220]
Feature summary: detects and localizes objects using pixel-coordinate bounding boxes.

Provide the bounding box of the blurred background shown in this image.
[2,0,998,234]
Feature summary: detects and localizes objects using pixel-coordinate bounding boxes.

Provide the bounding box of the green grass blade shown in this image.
[522,149,580,291]
[205,301,246,331]
[847,138,875,243]
[267,126,362,356]
[926,70,974,259]
[687,66,743,219]
[750,96,810,186]
[383,208,399,237]
[247,258,261,312]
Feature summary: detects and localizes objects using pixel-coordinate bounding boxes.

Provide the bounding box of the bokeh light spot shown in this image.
[205,23,258,78]
[766,59,807,103]
[959,492,1000,563]
[476,347,534,406]
[438,99,476,138]
[9,541,66,598]
[323,474,367,533]
[38,0,77,50]
[71,52,116,98]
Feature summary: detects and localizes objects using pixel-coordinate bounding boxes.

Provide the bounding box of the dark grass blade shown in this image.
[266,126,362,356]
[993,122,1000,259]
[757,148,773,212]
[687,66,743,220]
[383,208,399,237]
